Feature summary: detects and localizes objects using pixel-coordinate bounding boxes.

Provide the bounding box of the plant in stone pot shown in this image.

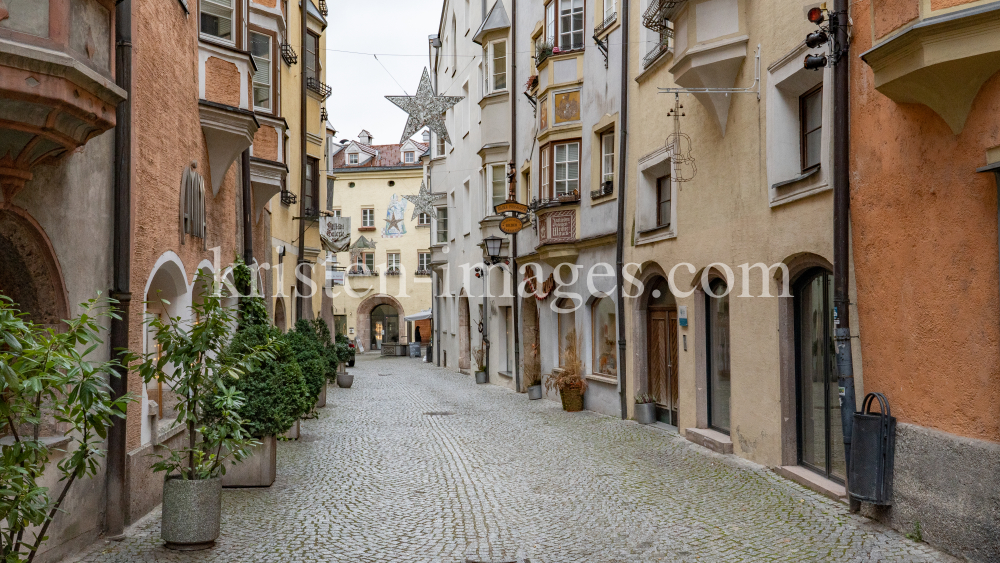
[0,295,133,563]
[284,320,327,416]
[472,346,487,384]
[334,334,355,388]
[524,342,543,400]
[545,331,587,412]
[635,392,657,425]
[138,276,278,550]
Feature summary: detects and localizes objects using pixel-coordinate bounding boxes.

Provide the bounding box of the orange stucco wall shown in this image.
[850,3,1000,443]
[254,126,279,161]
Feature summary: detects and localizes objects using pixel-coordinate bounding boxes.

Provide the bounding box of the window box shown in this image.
[357,226,376,231]
[591,180,613,199]
[280,190,297,206]
[595,12,617,37]
[642,30,673,69]
[415,269,432,277]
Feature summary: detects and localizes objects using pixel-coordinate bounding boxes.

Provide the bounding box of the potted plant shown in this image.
[138,278,277,550]
[309,319,336,408]
[473,347,487,384]
[545,331,587,412]
[524,342,543,400]
[635,392,657,425]
[285,320,327,418]
[220,324,310,487]
[0,295,132,563]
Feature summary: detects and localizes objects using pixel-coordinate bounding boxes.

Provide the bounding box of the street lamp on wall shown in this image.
[483,235,504,263]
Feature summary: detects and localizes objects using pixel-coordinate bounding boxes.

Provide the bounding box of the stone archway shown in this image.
[356,293,404,352]
[0,207,70,329]
[458,290,471,371]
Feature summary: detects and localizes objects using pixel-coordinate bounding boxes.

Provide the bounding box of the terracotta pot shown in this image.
[560,386,584,412]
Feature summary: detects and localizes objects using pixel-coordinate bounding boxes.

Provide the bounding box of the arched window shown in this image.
[179,162,206,247]
[592,295,617,376]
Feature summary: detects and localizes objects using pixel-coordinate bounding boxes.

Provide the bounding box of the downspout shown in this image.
[295,0,308,321]
[614,0,629,419]
[106,0,132,537]
[241,150,253,264]
[510,0,520,392]
[831,0,858,510]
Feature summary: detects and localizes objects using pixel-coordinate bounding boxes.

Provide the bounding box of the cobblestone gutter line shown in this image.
[70,355,954,563]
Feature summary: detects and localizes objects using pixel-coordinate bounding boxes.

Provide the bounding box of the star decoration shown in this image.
[386,68,464,144]
[403,181,437,220]
[385,214,403,232]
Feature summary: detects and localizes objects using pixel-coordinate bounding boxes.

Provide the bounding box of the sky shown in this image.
[324,0,445,147]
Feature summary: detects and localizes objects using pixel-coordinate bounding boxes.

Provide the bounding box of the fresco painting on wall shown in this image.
[382,194,408,238]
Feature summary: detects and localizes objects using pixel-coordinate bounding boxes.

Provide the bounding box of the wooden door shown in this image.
[648,308,679,425]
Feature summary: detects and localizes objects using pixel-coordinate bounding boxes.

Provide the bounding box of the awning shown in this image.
[404,309,432,322]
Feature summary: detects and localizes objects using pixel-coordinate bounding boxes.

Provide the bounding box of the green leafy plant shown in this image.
[285,320,326,407]
[636,392,656,404]
[232,257,268,328]
[0,295,133,563]
[310,319,338,380]
[906,521,923,542]
[137,273,278,480]
[216,324,310,438]
[335,333,355,366]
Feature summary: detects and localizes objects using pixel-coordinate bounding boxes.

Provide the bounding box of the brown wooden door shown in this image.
[648,308,680,425]
[666,309,679,425]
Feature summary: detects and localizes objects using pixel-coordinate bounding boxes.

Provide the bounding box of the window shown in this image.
[348,152,359,164]
[706,278,731,434]
[352,253,366,274]
[657,176,671,227]
[604,0,616,20]
[553,142,580,197]
[557,298,576,367]
[404,151,415,164]
[558,0,584,51]
[387,253,400,272]
[436,135,446,156]
[488,164,506,215]
[601,132,614,184]
[303,157,319,215]
[250,32,271,111]
[330,209,342,217]
[418,212,431,225]
[800,84,822,172]
[364,252,375,273]
[485,40,507,94]
[201,0,234,41]
[592,296,617,376]
[540,145,550,198]
[305,31,319,82]
[436,207,449,243]
[181,165,206,240]
[418,252,431,271]
[545,2,556,45]
[361,208,375,227]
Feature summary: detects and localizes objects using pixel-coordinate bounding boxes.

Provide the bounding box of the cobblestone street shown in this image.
[73,355,952,563]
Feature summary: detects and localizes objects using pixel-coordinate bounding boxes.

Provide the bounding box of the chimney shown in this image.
[422,130,431,143]
[358,129,373,145]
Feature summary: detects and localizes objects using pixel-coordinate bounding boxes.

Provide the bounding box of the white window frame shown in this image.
[418,252,431,271]
[540,145,550,199]
[362,208,374,227]
[436,134,446,157]
[484,40,507,95]
[553,142,580,197]
[200,0,235,43]
[604,0,616,21]
[485,164,506,216]
[545,2,556,45]
[601,132,615,184]
[250,32,271,112]
[558,0,584,51]
[435,207,449,243]
[418,212,431,225]
[404,151,415,164]
[349,153,359,165]
[387,253,401,272]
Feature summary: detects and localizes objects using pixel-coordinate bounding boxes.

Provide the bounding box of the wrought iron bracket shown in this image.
[523,91,537,115]
[594,33,609,69]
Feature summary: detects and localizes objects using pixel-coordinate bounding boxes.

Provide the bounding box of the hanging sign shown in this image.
[494,201,529,215]
[499,216,523,234]
[320,216,351,253]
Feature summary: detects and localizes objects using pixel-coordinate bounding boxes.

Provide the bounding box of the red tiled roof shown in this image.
[331,141,429,169]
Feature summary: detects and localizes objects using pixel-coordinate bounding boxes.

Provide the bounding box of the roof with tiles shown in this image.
[331,141,428,170]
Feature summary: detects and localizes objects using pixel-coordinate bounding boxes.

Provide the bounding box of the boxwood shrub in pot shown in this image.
[285,320,327,411]
[138,275,278,550]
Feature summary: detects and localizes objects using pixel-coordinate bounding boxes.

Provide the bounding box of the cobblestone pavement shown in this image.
[72,355,953,563]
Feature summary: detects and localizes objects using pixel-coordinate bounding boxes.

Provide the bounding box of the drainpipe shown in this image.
[106,0,132,537]
[511,0,520,392]
[241,149,253,264]
[831,0,858,511]
[613,0,630,420]
[295,0,308,321]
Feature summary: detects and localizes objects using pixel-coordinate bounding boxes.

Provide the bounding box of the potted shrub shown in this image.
[473,347,487,384]
[219,324,310,487]
[524,342,543,400]
[545,331,587,412]
[0,295,132,563]
[310,319,337,407]
[139,279,277,550]
[635,392,657,425]
[285,320,327,417]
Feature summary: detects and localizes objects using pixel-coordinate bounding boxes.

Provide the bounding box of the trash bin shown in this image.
[848,392,896,505]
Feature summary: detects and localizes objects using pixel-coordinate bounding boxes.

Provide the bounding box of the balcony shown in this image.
[595,13,617,37]
[0,0,126,200]
[306,77,333,100]
[642,31,673,69]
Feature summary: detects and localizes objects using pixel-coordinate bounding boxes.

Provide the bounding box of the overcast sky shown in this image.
[324,0,444,147]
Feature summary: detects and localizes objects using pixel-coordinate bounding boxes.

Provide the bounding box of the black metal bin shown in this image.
[849,392,896,505]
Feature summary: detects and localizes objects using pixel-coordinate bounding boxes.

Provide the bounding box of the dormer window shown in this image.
[349,153,359,165]
[404,151,415,164]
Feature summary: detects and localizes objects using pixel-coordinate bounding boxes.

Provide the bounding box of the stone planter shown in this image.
[475,371,487,384]
[635,402,657,425]
[282,419,300,440]
[161,475,221,550]
[315,383,327,408]
[337,373,354,388]
[528,384,543,400]
[222,435,277,488]
[560,386,584,412]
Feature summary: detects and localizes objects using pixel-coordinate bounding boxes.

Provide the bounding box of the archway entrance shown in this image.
[370,304,398,350]
[458,291,471,371]
[646,277,679,425]
[0,209,69,330]
[794,267,844,482]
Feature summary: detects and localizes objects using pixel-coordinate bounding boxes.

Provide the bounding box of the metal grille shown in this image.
[306,77,333,99]
[280,42,298,65]
[280,190,297,206]
[642,31,674,68]
[594,12,617,36]
[642,0,682,31]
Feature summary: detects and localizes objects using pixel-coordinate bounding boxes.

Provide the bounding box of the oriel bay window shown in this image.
[549,141,580,198]
[485,40,507,94]
[487,164,506,214]
[201,0,234,42]
[800,84,822,172]
[250,32,272,112]
[435,207,449,242]
[557,0,584,51]
[545,2,556,45]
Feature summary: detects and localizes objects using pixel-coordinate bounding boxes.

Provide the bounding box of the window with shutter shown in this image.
[180,164,206,246]
[201,0,234,42]
[250,32,271,111]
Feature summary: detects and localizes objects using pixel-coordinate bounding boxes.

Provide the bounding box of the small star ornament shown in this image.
[403,181,437,220]
[386,68,464,144]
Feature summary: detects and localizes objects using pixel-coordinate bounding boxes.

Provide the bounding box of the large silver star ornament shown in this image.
[403,181,437,220]
[386,68,464,144]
